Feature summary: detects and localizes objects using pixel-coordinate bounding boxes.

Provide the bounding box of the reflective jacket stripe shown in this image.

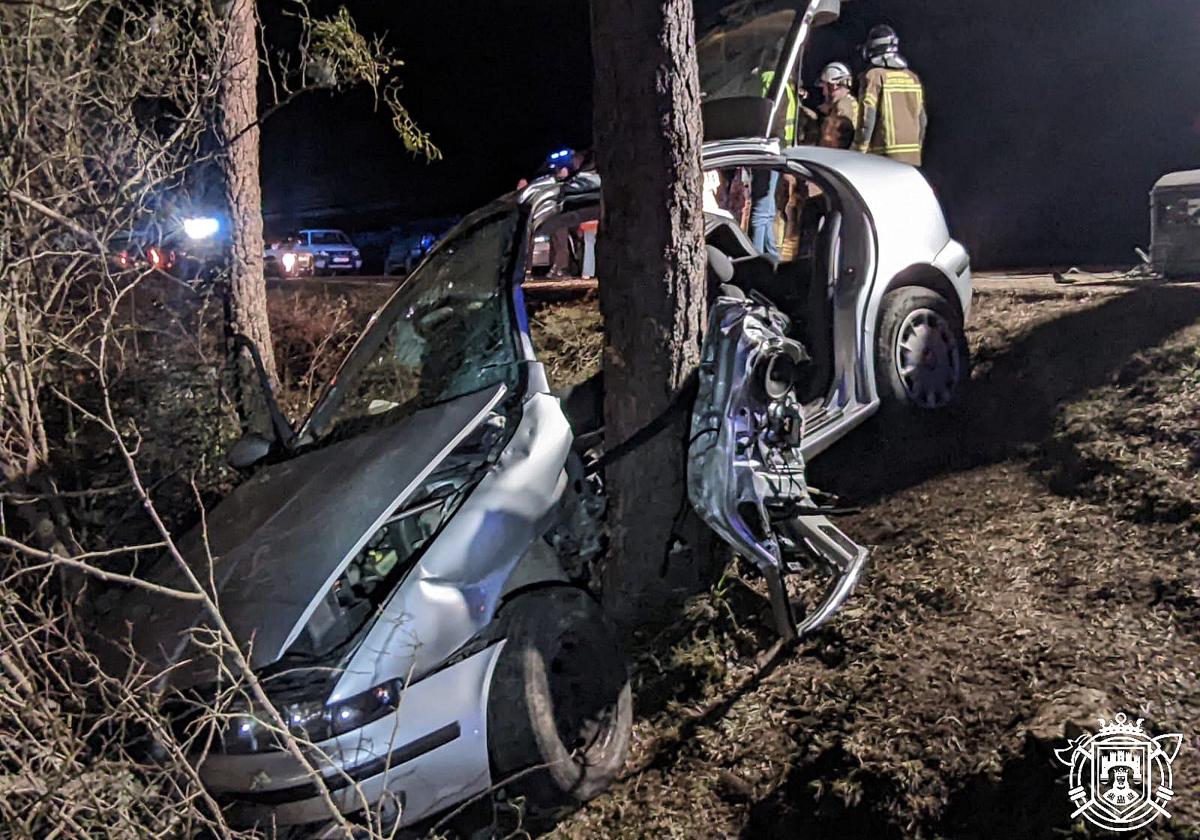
[761,71,798,144]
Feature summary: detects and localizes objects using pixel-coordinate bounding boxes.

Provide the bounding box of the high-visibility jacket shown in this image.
[819,95,860,149]
[760,70,798,146]
[854,67,927,166]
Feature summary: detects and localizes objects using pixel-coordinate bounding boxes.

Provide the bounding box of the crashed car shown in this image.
[92,0,971,832]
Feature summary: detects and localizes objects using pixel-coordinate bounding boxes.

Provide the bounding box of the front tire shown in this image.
[487,587,631,819]
[875,286,969,411]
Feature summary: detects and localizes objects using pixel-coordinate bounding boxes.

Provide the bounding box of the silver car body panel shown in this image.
[785,147,972,424]
[688,292,868,640]
[206,643,503,828]
[94,385,508,685]
[327,388,572,702]
[700,142,971,457]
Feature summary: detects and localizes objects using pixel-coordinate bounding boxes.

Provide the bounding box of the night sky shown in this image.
[261,0,1200,269]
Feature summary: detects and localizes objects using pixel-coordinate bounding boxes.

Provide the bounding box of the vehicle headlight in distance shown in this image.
[183,217,219,240]
[351,250,360,259]
[281,251,297,273]
[222,680,404,753]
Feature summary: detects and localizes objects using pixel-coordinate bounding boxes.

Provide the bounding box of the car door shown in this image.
[698,0,844,142]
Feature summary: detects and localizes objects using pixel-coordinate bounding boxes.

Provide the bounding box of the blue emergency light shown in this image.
[547,148,574,165]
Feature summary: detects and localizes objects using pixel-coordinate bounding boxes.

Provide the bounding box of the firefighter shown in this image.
[818,62,859,149]
[853,25,927,166]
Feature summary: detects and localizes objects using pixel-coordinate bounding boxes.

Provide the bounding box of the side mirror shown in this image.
[228,432,274,470]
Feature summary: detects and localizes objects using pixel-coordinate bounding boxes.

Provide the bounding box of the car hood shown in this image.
[309,243,356,252]
[93,385,507,687]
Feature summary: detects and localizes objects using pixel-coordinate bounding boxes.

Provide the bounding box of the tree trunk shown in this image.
[591,0,709,627]
[217,0,276,433]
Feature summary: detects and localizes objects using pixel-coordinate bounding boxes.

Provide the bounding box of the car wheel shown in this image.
[875,286,969,411]
[487,587,631,819]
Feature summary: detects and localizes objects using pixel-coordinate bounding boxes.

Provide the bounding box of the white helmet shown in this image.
[820,62,853,88]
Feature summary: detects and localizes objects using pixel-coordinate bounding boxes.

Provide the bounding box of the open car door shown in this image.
[698,0,845,142]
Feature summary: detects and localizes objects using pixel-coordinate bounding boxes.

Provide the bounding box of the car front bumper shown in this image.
[202,643,503,828]
[315,257,362,272]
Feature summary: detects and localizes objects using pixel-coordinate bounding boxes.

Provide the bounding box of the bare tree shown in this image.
[217,0,440,431]
[0,3,402,834]
[217,0,276,432]
[590,0,709,625]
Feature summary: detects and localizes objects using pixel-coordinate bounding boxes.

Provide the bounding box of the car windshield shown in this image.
[697,8,796,100]
[300,205,521,443]
[310,231,351,245]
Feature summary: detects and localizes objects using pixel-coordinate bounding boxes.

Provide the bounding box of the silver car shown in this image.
[296,228,363,275]
[93,0,971,832]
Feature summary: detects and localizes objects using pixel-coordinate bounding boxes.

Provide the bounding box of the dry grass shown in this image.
[527,296,604,392]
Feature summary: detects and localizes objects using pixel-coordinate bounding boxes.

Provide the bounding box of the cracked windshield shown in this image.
[309,208,520,442]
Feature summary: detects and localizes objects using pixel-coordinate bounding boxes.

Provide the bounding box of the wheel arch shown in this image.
[882,263,965,322]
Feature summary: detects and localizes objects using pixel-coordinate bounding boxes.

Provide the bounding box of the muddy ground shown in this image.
[519,278,1200,840]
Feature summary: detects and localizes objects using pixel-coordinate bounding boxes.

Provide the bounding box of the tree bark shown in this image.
[591,0,709,627]
[217,0,277,433]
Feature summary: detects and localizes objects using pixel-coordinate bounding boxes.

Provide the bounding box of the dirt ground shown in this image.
[524,277,1200,840]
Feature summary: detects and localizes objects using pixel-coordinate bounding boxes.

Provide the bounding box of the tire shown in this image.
[487,587,631,818]
[874,286,970,412]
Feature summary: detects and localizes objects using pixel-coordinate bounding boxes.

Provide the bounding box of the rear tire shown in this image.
[874,286,969,412]
[486,587,631,819]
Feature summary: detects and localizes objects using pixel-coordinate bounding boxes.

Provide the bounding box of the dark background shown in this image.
[261,0,1200,270]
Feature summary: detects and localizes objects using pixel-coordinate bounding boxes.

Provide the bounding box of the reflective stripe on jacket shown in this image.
[854,67,926,166]
[819,95,860,148]
[760,70,798,145]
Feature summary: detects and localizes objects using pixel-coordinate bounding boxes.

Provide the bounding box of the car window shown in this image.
[304,207,521,442]
[310,231,351,245]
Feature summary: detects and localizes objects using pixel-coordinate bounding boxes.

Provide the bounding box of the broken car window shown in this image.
[303,207,521,443]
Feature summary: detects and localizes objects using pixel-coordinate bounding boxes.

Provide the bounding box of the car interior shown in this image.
[524,164,839,432]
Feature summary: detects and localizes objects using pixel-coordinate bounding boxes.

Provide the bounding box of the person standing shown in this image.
[818,62,859,149]
[748,69,801,257]
[853,25,927,166]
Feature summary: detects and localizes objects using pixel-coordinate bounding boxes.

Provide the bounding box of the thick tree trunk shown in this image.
[217,0,276,433]
[591,0,708,627]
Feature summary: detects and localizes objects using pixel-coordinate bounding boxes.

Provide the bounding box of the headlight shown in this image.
[281,251,297,272]
[183,217,219,240]
[351,249,360,259]
[221,680,403,754]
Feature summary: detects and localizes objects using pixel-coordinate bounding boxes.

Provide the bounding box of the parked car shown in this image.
[263,236,315,278]
[383,231,438,277]
[107,215,225,283]
[294,228,362,275]
[108,231,176,274]
[91,0,971,832]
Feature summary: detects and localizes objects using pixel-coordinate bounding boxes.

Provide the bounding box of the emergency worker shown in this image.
[853,25,927,166]
[818,62,859,149]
